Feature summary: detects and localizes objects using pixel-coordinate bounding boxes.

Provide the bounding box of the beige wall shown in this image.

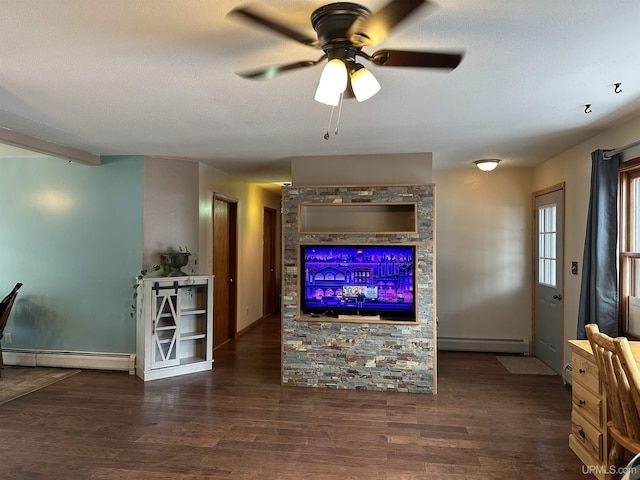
[198,163,281,332]
[291,152,432,185]
[433,168,533,342]
[434,111,640,370]
[142,157,281,333]
[534,111,640,367]
[143,157,199,270]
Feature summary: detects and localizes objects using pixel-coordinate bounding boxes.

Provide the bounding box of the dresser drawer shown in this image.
[571,410,602,461]
[572,352,600,394]
[572,380,602,426]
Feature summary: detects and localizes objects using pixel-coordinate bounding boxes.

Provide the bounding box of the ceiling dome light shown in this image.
[314,59,348,106]
[350,64,381,102]
[474,159,501,172]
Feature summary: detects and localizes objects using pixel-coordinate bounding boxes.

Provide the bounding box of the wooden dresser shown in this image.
[568,340,640,479]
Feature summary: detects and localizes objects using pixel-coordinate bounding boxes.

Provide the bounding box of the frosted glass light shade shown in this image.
[350,65,381,102]
[314,59,348,106]
[474,159,501,171]
[314,88,341,106]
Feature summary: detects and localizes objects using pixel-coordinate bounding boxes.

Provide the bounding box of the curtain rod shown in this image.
[603,139,640,159]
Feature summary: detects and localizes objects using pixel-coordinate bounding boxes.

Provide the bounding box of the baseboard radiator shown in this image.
[437,337,530,355]
[3,348,136,375]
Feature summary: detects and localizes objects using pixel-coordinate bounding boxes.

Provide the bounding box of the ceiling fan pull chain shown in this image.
[324,105,335,140]
[334,92,344,136]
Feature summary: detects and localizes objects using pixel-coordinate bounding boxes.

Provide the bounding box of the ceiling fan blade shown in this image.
[228,4,319,47]
[348,0,430,47]
[370,49,463,70]
[237,56,327,80]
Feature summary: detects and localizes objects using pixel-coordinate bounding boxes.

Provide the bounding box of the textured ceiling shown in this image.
[1,0,640,183]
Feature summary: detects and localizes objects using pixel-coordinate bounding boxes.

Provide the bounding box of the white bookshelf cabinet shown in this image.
[136,275,214,381]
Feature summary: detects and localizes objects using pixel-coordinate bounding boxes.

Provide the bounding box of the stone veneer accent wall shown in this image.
[282,184,436,394]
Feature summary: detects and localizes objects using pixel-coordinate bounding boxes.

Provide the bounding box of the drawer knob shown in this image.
[579,429,586,439]
[579,368,586,374]
[579,399,586,406]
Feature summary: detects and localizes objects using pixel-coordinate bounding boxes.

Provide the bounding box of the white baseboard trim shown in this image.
[438,337,530,355]
[2,348,136,375]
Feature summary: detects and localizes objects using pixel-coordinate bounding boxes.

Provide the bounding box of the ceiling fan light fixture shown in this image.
[474,159,501,172]
[350,64,381,102]
[314,58,348,105]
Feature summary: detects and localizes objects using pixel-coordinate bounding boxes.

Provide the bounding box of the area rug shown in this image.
[0,366,81,404]
[497,356,557,375]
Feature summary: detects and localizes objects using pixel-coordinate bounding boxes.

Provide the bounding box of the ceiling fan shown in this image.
[229,0,464,106]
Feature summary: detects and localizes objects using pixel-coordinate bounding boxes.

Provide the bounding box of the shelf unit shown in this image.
[136,275,214,381]
[296,201,419,324]
[282,184,435,393]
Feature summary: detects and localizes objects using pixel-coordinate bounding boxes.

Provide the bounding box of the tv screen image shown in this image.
[300,244,416,321]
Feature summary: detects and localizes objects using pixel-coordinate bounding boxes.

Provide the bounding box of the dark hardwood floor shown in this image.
[0,315,586,479]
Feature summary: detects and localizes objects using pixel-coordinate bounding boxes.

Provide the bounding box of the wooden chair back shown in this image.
[0,294,17,334]
[0,283,22,376]
[586,323,640,477]
[0,285,20,337]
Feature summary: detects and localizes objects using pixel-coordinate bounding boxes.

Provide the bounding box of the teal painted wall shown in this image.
[0,155,143,353]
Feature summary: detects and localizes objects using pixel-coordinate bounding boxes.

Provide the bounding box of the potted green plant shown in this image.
[130,264,160,318]
[161,246,192,277]
[130,247,197,318]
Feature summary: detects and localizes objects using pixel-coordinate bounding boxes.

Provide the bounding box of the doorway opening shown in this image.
[263,207,278,317]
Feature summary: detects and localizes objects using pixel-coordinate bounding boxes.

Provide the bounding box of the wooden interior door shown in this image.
[263,207,278,316]
[213,196,237,350]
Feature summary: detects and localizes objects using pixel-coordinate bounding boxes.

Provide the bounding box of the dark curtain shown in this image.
[577,149,620,339]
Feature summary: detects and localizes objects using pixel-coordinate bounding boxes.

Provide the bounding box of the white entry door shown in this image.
[534,188,564,373]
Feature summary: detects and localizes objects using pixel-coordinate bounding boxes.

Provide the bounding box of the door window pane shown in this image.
[631,177,640,251]
[538,204,557,287]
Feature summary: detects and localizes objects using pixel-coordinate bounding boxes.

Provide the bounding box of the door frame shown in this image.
[531,182,565,359]
[263,206,278,317]
[212,193,238,346]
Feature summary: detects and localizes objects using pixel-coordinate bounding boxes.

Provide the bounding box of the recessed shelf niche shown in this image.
[298,202,417,234]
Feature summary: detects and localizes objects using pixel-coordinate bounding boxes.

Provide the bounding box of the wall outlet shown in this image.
[4,332,11,344]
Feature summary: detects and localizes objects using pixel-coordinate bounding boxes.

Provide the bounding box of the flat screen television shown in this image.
[299,244,416,321]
